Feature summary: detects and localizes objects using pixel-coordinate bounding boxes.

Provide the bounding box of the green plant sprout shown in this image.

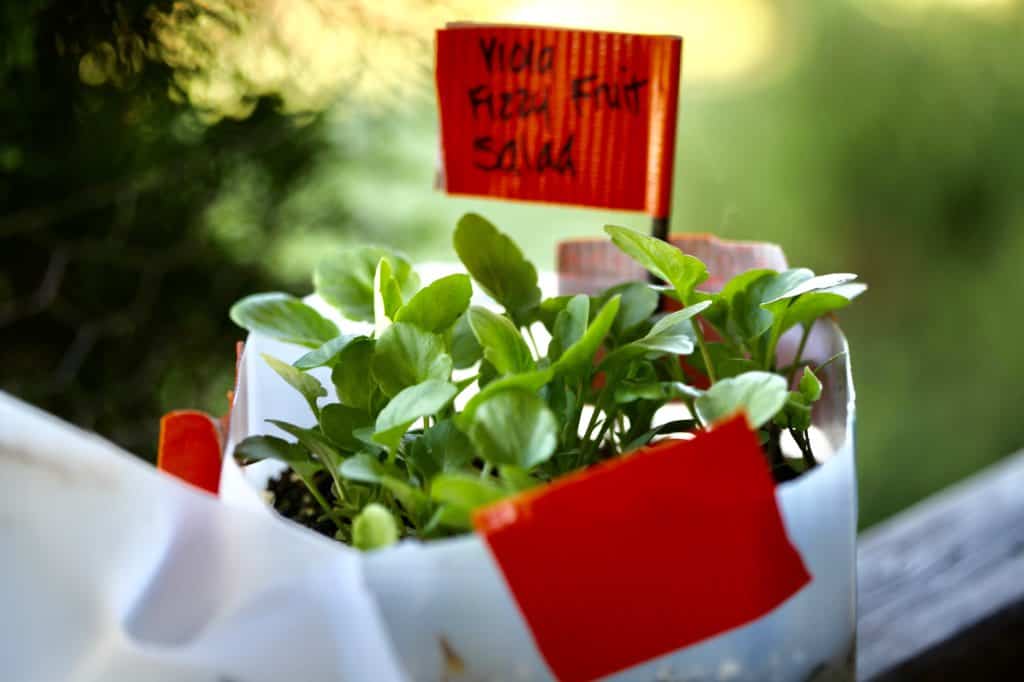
[230,213,865,547]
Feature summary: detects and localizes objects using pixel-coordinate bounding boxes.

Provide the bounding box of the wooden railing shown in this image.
[858,450,1024,680]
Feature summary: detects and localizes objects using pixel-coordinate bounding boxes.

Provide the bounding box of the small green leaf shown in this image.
[604,226,708,304]
[695,371,788,429]
[775,391,812,430]
[770,283,867,333]
[799,366,823,402]
[320,403,372,452]
[373,257,403,335]
[235,434,307,464]
[267,419,343,468]
[763,273,859,305]
[261,353,327,417]
[396,274,473,333]
[457,367,554,429]
[467,306,534,375]
[371,322,452,397]
[372,380,457,451]
[293,334,360,370]
[537,295,574,331]
[331,337,377,410]
[601,301,710,367]
[602,282,659,338]
[430,473,508,513]
[468,388,558,469]
[230,293,339,348]
[614,380,703,404]
[499,466,538,491]
[315,245,419,322]
[729,269,814,341]
[553,295,620,378]
[454,213,541,326]
[548,294,589,361]
[339,452,403,484]
[424,504,472,532]
[235,435,319,478]
[352,503,399,550]
[701,270,774,332]
[447,311,483,369]
[410,419,475,480]
[381,476,430,522]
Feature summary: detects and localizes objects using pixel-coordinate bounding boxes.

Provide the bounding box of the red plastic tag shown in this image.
[436,24,682,217]
[473,414,811,681]
[157,411,222,494]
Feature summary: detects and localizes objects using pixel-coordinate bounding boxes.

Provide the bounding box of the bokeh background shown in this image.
[2,0,1022,528]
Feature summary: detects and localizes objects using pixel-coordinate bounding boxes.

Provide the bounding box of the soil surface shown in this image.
[266,469,338,538]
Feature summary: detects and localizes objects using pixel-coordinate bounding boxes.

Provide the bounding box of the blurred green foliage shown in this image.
[1,0,1022,528]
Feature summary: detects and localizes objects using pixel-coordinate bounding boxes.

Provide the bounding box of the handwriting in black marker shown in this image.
[472,134,576,177]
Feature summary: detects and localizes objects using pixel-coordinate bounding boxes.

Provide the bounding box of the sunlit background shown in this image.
[2,0,1023,528]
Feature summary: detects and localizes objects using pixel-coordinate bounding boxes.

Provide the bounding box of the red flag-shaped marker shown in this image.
[474,414,811,682]
[436,25,682,217]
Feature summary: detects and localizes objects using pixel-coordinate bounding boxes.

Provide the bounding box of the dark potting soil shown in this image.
[266,469,338,538]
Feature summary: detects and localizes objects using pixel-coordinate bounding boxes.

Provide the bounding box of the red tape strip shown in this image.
[473,414,811,681]
[157,411,222,494]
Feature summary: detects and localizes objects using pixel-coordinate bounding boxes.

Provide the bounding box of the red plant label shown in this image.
[436,25,682,217]
[473,414,811,681]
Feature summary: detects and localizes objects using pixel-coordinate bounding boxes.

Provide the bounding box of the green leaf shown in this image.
[447,311,483,369]
[457,367,554,429]
[381,476,430,522]
[602,282,659,338]
[695,371,788,429]
[262,353,327,417]
[537,295,574,331]
[453,213,541,326]
[467,306,534,375]
[352,503,399,550]
[468,388,558,468]
[331,337,377,410]
[293,334,360,370]
[600,301,710,367]
[424,504,472,532]
[553,295,620,378]
[373,257,403,335]
[776,391,813,430]
[701,269,774,332]
[234,435,319,478]
[799,366,823,402]
[763,273,859,305]
[339,452,403,484]
[372,380,458,451]
[430,473,508,513]
[410,419,475,481]
[371,322,452,397]
[718,357,759,379]
[320,403,372,452]
[548,294,589,361]
[769,283,867,333]
[727,269,813,341]
[604,226,708,304]
[230,293,339,348]
[267,419,343,468]
[614,380,703,404]
[314,245,419,322]
[396,274,473,333]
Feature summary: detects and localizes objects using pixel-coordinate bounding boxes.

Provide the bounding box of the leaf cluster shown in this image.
[230,214,865,548]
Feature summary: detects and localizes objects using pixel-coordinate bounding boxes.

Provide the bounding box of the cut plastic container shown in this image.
[223,238,858,681]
